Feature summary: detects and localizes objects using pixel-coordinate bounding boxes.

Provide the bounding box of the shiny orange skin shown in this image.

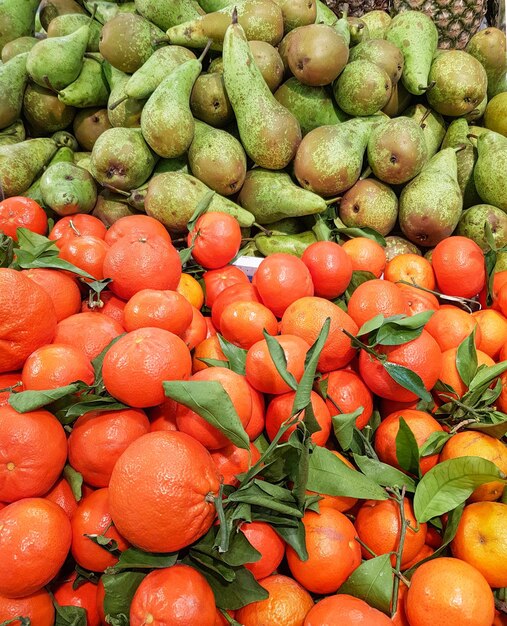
[245,384,265,441]
[472,309,507,359]
[323,369,373,430]
[176,367,252,450]
[23,268,82,322]
[301,241,353,299]
[280,297,358,372]
[108,431,220,553]
[286,508,362,594]
[359,330,442,402]
[53,573,100,626]
[211,442,261,486]
[124,289,193,336]
[71,488,130,572]
[148,398,179,432]
[384,253,436,290]
[0,196,48,240]
[68,408,150,487]
[177,273,205,310]
[43,477,78,519]
[246,335,310,395]
[211,282,260,330]
[182,306,208,351]
[235,574,314,626]
[81,292,127,329]
[188,212,242,270]
[253,253,314,318]
[405,557,495,626]
[425,307,481,352]
[104,214,171,247]
[192,335,227,373]
[221,300,279,349]
[59,235,110,280]
[342,237,386,278]
[103,236,182,301]
[240,521,285,580]
[0,498,72,598]
[497,369,507,413]
[374,409,444,475]
[0,372,22,406]
[22,343,95,391]
[378,398,420,418]
[53,312,124,360]
[130,565,216,626]
[0,588,55,626]
[203,266,250,308]
[0,404,67,502]
[265,390,331,446]
[399,543,434,570]
[496,282,507,318]
[102,328,192,408]
[304,594,392,626]
[432,236,486,298]
[438,347,495,399]
[49,214,107,249]
[398,283,440,316]
[347,279,409,329]
[0,269,57,373]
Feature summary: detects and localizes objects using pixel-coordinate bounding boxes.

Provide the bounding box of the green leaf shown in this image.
[413,456,507,522]
[54,602,87,626]
[383,362,432,402]
[467,414,507,439]
[179,246,194,265]
[339,554,393,614]
[101,572,146,626]
[217,335,247,376]
[468,360,507,394]
[92,334,126,392]
[63,396,129,419]
[395,417,421,476]
[198,358,230,369]
[84,533,119,553]
[456,330,478,387]
[0,618,30,626]
[8,384,83,412]
[187,190,215,232]
[273,520,308,561]
[419,431,451,457]
[336,225,386,246]
[108,547,178,572]
[163,380,249,450]
[63,465,83,502]
[357,314,386,338]
[353,454,416,492]
[0,233,14,267]
[262,330,298,391]
[375,326,425,346]
[307,446,388,500]
[345,271,378,302]
[226,482,302,517]
[332,408,364,451]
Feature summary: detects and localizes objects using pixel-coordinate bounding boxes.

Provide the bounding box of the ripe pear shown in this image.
[38,0,85,30]
[0,0,40,51]
[135,0,204,30]
[73,108,112,151]
[40,162,97,216]
[404,104,446,157]
[271,0,316,31]
[23,82,76,135]
[255,231,317,257]
[466,27,506,99]
[103,63,145,128]
[0,137,59,197]
[190,73,234,128]
[360,11,391,39]
[1,36,38,63]
[24,145,75,208]
[441,118,480,209]
[0,120,26,147]
[382,81,412,117]
[339,178,398,236]
[385,235,421,261]
[457,204,507,251]
[58,57,110,108]
[484,93,507,137]
[83,1,137,25]
[0,53,29,131]
[249,41,284,92]
[47,14,102,52]
[334,60,392,116]
[348,17,370,46]
[93,190,139,227]
[474,131,507,211]
[349,39,404,86]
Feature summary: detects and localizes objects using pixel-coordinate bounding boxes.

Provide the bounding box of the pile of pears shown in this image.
[1,0,507,258]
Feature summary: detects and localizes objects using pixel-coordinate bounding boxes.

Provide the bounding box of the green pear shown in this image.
[0,0,40,51]
[223,16,301,170]
[385,235,421,261]
[25,145,75,207]
[457,204,507,251]
[23,82,76,135]
[47,14,102,52]
[190,72,234,128]
[399,148,463,247]
[103,63,145,128]
[83,1,137,25]
[0,137,59,196]
[348,17,370,46]
[466,27,506,99]
[166,0,285,50]
[188,120,247,196]
[333,59,392,116]
[249,41,284,92]
[238,168,327,224]
[1,36,38,63]
[271,0,317,32]
[90,127,157,191]
[58,57,110,108]
[27,24,89,91]
[38,0,85,30]
[0,53,29,130]
[348,39,404,86]
[93,190,139,227]
[255,231,317,257]
[197,0,231,11]
[0,120,26,146]
[339,178,398,236]
[404,104,446,157]
[73,108,112,151]
[267,217,306,235]
[145,171,255,232]
[40,162,97,215]
[315,0,338,26]
[135,0,204,30]
[274,78,347,136]
[386,11,438,96]
[141,50,207,158]
[360,11,391,39]
[474,131,507,211]
[485,93,507,138]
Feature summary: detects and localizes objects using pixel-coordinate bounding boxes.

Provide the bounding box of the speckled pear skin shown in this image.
[23,83,76,135]
[349,39,404,86]
[0,0,40,51]
[0,53,29,130]
[135,0,204,30]
[0,138,58,197]
[386,11,438,96]
[83,1,137,25]
[474,131,507,211]
[404,104,446,158]
[47,14,102,52]
[457,204,507,252]
[466,27,506,99]
[0,120,26,147]
[104,63,146,128]
[334,60,392,117]
[271,0,316,32]
[255,231,317,257]
[58,58,110,108]
[399,148,463,248]
[40,162,97,216]
[339,178,398,237]
[360,11,392,40]
[1,36,38,63]
[223,17,301,170]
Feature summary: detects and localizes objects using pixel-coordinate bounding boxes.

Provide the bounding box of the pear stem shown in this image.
[325,196,341,205]
[467,133,479,140]
[153,38,169,46]
[109,95,129,111]
[103,183,130,197]
[254,223,272,236]
[340,3,349,19]
[419,108,431,128]
[231,6,238,24]
[424,80,436,93]
[360,166,372,180]
[198,40,213,63]
[454,144,467,153]
[89,3,97,22]
[43,75,58,94]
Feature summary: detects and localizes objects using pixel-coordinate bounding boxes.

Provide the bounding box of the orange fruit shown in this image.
[432,236,486,298]
[253,253,314,318]
[59,235,110,280]
[148,398,179,432]
[379,397,420,418]
[104,214,171,247]
[176,367,252,450]
[109,431,220,552]
[220,300,279,349]
[401,543,434,569]
[374,409,444,475]
[23,268,81,322]
[102,328,192,408]
[22,343,95,391]
[0,498,72,598]
[390,582,410,626]
[301,241,353,299]
[497,369,507,413]
[347,279,409,328]
[280,296,358,372]
[68,408,150,487]
[123,289,193,336]
[130,564,216,626]
[103,235,181,300]
[81,291,127,328]
[405,557,495,626]
[211,442,261,486]
[451,501,507,587]
[495,282,507,319]
[359,329,442,402]
[203,265,250,308]
[53,573,100,626]
[473,309,507,359]
[342,237,386,278]
[43,477,78,519]
[323,368,373,430]
[177,272,205,310]
[182,305,208,350]
[0,404,67,502]
[245,334,310,395]
[49,214,106,249]
[0,268,57,373]
[304,594,392,625]
[355,497,427,567]
[398,283,440,316]
[240,521,285,580]
[211,282,261,330]
[0,196,48,240]
[53,312,124,360]
[188,212,242,269]
[384,253,436,290]
[0,371,22,406]
[235,574,314,626]
[71,487,130,572]
[438,347,495,398]
[245,384,266,441]
[215,609,235,625]
[0,588,54,626]
[425,306,481,352]
[192,334,227,373]
[439,431,507,502]
[286,508,362,594]
[265,390,331,446]
[309,450,358,513]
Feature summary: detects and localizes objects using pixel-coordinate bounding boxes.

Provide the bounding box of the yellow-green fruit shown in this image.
[484,93,507,137]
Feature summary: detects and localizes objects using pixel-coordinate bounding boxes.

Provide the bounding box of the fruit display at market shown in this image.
[1,0,507,624]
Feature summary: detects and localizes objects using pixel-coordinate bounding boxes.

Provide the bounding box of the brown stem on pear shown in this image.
[89,3,97,22]
[103,183,130,197]
[198,40,213,63]
[108,95,129,111]
[231,6,239,24]
[360,166,372,180]
[419,108,431,128]
[325,196,341,205]
[454,144,467,153]
[43,75,58,94]
[467,133,479,140]
[153,38,170,46]
[253,222,272,236]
